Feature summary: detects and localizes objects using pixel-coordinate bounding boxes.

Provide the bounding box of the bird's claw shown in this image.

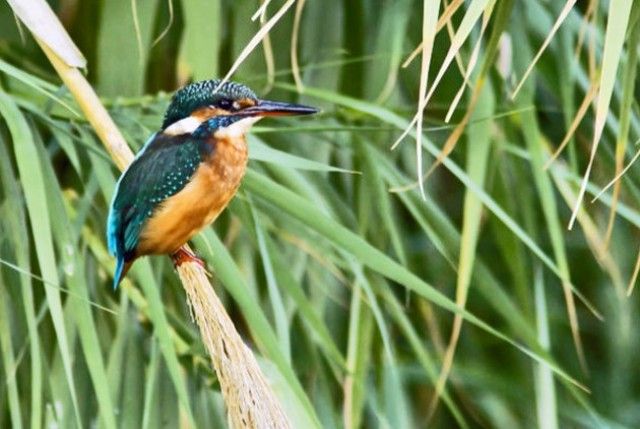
[172,247,205,269]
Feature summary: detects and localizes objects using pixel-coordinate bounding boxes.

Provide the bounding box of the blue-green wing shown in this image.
[107,133,209,265]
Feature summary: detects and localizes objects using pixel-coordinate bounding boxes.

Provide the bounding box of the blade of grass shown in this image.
[533,267,558,429]
[382,289,468,428]
[444,2,493,123]
[265,237,345,367]
[97,0,159,96]
[428,81,494,419]
[342,286,373,429]
[544,81,598,169]
[0,284,23,429]
[151,0,174,46]
[511,22,586,370]
[252,204,291,362]
[178,0,221,81]
[0,91,82,428]
[285,83,600,319]
[243,169,589,391]
[628,247,640,296]
[249,136,358,173]
[548,156,626,297]
[37,134,118,429]
[141,341,161,429]
[0,133,42,429]
[0,58,79,117]
[371,0,412,103]
[399,0,511,179]
[87,150,197,427]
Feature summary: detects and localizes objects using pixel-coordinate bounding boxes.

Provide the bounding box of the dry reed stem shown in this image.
[37,36,291,429]
[259,0,276,94]
[179,264,290,429]
[290,0,306,93]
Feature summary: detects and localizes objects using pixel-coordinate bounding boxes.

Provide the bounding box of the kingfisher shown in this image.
[107,79,317,288]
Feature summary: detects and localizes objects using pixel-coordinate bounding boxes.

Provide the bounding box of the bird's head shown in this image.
[161,79,317,137]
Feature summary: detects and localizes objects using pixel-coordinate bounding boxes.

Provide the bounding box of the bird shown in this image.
[107,79,318,289]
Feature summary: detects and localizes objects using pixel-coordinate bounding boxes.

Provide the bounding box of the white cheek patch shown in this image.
[163,116,203,135]
[214,117,261,139]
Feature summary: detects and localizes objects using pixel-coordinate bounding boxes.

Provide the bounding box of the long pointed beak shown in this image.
[242,99,319,117]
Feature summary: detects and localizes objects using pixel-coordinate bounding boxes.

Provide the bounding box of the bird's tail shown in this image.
[113,256,132,290]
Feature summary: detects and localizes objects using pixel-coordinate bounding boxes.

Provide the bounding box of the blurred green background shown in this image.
[1,0,639,428]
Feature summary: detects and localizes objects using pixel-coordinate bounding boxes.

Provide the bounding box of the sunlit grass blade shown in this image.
[0,284,23,429]
[252,204,291,362]
[569,0,633,229]
[342,286,370,429]
[603,3,640,249]
[413,0,442,199]
[402,0,464,68]
[215,0,296,93]
[258,0,276,92]
[628,248,640,296]
[249,136,358,173]
[444,3,492,123]
[0,58,79,116]
[548,157,625,297]
[533,268,558,429]
[511,0,576,99]
[7,0,86,67]
[544,82,598,169]
[290,0,306,92]
[423,0,491,105]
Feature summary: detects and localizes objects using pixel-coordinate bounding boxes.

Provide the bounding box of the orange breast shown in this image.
[136,136,248,255]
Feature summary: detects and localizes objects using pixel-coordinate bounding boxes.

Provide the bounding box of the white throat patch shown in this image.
[164,115,261,139]
[214,116,262,139]
[163,116,202,135]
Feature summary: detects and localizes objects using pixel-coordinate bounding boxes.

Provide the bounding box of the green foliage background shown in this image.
[1,0,639,428]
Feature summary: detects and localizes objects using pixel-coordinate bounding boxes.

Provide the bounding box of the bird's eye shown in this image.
[217,99,233,110]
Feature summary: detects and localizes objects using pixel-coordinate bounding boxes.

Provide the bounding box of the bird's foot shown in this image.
[172,247,205,269]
